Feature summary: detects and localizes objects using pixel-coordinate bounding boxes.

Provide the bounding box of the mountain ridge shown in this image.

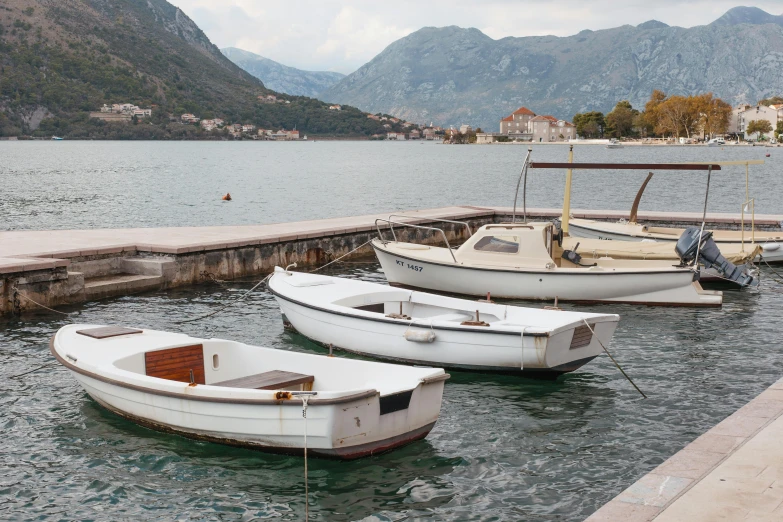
[0,0,410,138]
[323,7,783,129]
[221,47,344,98]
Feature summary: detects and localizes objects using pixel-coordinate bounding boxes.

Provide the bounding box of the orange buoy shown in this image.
[222,193,232,201]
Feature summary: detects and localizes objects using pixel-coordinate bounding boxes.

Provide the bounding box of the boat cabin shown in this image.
[455,223,560,269]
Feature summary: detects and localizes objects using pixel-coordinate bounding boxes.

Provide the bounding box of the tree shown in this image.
[605,100,638,138]
[776,121,783,139]
[573,111,605,138]
[642,89,667,135]
[759,96,783,107]
[693,93,731,138]
[633,112,654,137]
[746,120,773,140]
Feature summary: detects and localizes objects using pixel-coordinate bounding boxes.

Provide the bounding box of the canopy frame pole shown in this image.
[512,148,533,223]
[561,145,574,234]
[694,165,713,267]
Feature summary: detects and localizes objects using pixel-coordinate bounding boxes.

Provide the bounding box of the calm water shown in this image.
[1,141,782,521]
[0,141,780,230]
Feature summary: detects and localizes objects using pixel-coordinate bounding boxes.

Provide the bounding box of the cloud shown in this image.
[168,0,783,73]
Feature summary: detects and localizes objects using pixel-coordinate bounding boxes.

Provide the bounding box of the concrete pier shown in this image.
[585,378,783,521]
[2,206,782,315]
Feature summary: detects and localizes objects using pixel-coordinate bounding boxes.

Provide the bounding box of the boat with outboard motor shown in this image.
[567,160,782,263]
[568,218,783,263]
[50,324,448,459]
[372,219,723,306]
[560,235,760,285]
[268,267,620,375]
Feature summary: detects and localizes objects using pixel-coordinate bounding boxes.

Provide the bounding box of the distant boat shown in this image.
[51,136,63,141]
[303,135,307,140]
[707,137,725,147]
[606,139,623,149]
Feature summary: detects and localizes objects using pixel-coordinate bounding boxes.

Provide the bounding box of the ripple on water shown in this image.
[2,262,782,520]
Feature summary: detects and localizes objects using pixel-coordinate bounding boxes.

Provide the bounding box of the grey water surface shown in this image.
[1,141,782,521]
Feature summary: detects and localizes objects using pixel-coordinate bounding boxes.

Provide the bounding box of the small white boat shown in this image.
[707,137,725,147]
[268,268,620,375]
[568,218,783,264]
[372,221,722,306]
[51,324,448,459]
[606,139,623,149]
[51,136,63,141]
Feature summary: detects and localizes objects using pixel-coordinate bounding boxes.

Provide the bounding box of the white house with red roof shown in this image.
[498,107,575,142]
[500,107,536,134]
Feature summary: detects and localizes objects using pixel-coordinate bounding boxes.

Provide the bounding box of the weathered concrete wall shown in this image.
[1,215,493,316]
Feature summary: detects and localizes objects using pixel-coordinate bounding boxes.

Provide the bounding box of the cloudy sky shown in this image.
[168,1,783,74]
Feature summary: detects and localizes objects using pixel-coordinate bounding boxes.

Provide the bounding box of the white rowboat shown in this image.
[268,268,620,375]
[51,324,448,459]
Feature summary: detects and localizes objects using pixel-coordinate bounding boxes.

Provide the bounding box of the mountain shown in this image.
[323,7,783,129]
[712,6,783,26]
[221,47,344,98]
[0,0,408,138]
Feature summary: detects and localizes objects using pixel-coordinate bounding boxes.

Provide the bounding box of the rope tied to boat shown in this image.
[308,240,373,273]
[10,286,73,317]
[581,319,647,399]
[174,273,273,323]
[292,391,317,520]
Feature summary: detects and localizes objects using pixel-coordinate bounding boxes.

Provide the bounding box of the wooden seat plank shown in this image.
[77,326,143,339]
[212,370,314,390]
[145,344,205,384]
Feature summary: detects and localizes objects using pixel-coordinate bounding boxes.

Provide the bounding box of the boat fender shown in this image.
[404,330,436,343]
[762,242,780,252]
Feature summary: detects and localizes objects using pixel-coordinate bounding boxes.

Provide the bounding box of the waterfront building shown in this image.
[731,104,780,139]
[500,107,535,134]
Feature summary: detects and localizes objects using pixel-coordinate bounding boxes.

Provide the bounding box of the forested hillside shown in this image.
[0,0,408,138]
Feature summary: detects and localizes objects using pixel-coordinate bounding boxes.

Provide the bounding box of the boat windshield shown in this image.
[473,235,520,254]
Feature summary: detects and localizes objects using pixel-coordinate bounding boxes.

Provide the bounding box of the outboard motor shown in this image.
[675,227,758,287]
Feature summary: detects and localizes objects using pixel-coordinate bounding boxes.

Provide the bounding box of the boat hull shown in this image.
[70,370,441,459]
[373,242,720,306]
[273,293,616,375]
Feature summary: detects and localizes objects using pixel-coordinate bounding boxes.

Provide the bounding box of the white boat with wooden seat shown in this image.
[50,324,448,459]
[372,221,722,306]
[268,267,620,375]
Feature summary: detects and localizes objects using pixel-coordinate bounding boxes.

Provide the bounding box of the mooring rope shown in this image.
[11,361,60,379]
[11,287,72,317]
[174,274,273,323]
[308,240,373,273]
[582,319,647,399]
[760,256,783,285]
[302,394,311,520]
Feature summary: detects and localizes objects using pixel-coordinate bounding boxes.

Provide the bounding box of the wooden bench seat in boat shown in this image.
[212,370,314,391]
[145,344,205,384]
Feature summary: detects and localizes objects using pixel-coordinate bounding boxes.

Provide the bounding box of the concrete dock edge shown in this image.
[585,378,783,521]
